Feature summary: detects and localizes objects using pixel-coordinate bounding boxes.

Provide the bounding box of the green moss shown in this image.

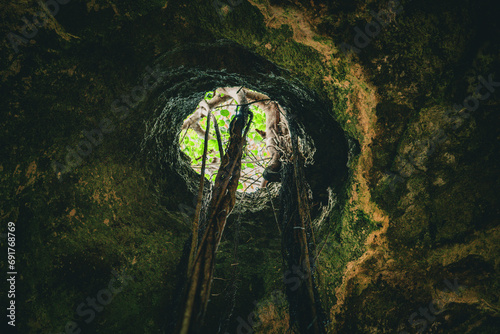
[2,0,499,333]
[11,158,188,332]
[318,190,382,309]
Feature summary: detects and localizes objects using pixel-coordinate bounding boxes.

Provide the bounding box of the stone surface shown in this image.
[0,0,498,333]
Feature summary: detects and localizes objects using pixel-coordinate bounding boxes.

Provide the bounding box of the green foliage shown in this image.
[180,94,269,192]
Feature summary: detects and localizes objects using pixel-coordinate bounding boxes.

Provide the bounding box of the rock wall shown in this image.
[0,0,498,333]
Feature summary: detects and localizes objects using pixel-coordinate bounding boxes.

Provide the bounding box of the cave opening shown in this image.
[179,87,289,193]
[138,41,350,334]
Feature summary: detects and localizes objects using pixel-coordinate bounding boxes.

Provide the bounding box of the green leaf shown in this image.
[220,109,230,117]
[237,183,243,190]
[205,91,214,100]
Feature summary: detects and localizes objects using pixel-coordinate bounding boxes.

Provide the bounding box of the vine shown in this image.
[180,91,270,192]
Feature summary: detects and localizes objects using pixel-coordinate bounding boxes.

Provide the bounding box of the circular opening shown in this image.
[179,87,287,193]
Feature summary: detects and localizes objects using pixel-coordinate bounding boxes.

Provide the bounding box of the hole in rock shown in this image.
[179,87,290,193]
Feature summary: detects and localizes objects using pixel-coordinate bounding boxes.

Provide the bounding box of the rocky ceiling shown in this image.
[0,0,499,333]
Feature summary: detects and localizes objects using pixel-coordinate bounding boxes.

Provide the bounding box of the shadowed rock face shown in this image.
[1,0,498,333]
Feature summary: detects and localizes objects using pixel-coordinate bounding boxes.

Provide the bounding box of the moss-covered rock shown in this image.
[1,0,498,333]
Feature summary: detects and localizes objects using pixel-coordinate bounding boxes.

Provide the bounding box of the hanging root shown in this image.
[175,95,251,334]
